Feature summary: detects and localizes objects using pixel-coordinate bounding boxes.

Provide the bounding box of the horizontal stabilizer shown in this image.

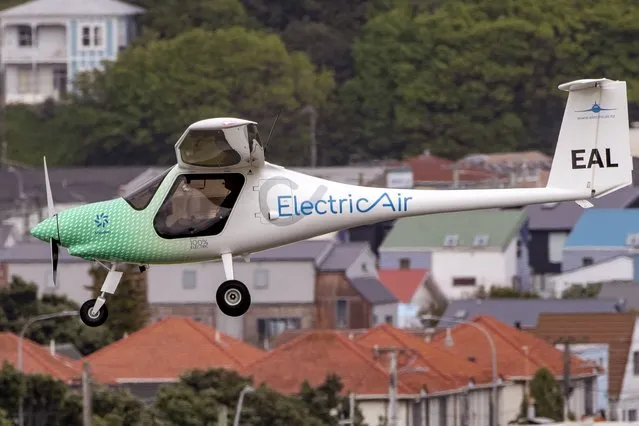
[558,78,612,92]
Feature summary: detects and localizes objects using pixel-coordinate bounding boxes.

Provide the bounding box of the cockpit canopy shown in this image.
[174,118,265,170]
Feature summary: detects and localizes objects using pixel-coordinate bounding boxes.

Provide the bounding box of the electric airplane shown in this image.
[29,77,634,327]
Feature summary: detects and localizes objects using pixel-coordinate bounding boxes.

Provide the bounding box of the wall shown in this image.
[563,344,609,414]
[315,272,371,329]
[431,247,513,299]
[562,249,627,272]
[7,261,93,304]
[372,303,398,326]
[617,317,639,421]
[528,230,567,276]
[345,246,379,279]
[378,250,431,269]
[242,303,315,348]
[548,257,632,297]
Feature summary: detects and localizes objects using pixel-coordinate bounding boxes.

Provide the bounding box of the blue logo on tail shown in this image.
[575,102,615,113]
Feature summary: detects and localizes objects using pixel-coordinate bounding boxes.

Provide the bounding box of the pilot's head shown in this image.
[223,176,242,191]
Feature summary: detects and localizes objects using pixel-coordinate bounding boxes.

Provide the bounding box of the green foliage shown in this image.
[475,285,539,299]
[88,265,149,339]
[0,276,113,356]
[529,367,564,421]
[298,374,366,426]
[561,283,603,299]
[0,408,11,426]
[63,26,334,167]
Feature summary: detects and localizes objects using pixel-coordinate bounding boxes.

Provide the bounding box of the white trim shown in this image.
[564,246,631,251]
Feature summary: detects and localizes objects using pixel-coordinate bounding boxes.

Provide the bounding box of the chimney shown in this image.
[49,339,55,356]
[215,330,220,342]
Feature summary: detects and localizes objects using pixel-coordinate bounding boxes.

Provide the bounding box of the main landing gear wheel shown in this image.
[216,280,251,317]
[80,299,109,327]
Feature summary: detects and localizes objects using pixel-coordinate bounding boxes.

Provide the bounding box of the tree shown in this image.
[561,283,602,299]
[298,374,366,426]
[88,265,149,339]
[341,0,639,162]
[62,27,335,167]
[528,367,564,421]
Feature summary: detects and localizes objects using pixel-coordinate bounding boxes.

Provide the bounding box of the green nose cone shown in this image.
[31,216,58,242]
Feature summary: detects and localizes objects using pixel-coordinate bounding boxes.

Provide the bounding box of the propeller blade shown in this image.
[43,156,55,217]
[50,239,59,287]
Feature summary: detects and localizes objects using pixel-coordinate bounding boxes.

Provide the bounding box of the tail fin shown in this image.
[546,78,633,208]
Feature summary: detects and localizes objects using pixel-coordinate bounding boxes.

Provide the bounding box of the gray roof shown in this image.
[0,241,83,263]
[0,0,145,17]
[597,281,639,310]
[440,298,625,329]
[0,166,152,213]
[251,240,333,263]
[526,185,639,231]
[318,242,369,271]
[350,277,398,305]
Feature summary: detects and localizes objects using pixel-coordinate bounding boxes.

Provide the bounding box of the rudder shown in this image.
[546,78,633,202]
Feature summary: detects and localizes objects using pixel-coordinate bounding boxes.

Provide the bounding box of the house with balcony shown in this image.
[0,0,145,104]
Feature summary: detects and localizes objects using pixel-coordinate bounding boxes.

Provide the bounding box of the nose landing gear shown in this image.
[79,262,123,327]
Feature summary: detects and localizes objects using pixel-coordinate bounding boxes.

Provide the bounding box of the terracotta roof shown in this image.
[378,269,428,303]
[0,332,81,383]
[428,316,599,380]
[405,152,499,183]
[355,324,491,392]
[243,329,415,395]
[85,317,265,383]
[533,312,637,400]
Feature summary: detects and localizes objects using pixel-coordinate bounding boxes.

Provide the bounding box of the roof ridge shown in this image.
[184,318,253,367]
[5,333,79,380]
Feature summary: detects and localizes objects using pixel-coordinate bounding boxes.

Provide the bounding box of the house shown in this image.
[85,316,265,402]
[0,224,16,248]
[524,186,639,295]
[378,208,531,299]
[378,268,446,327]
[0,0,145,104]
[455,151,552,188]
[243,325,495,426]
[562,209,639,275]
[534,312,639,421]
[0,240,93,301]
[597,281,639,310]
[547,256,634,298]
[439,298,625,331]
[148,240,397,348]
[0,331,81,384]
[426,316,601,423]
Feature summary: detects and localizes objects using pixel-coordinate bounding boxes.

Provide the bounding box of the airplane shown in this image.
[29,77,634,328]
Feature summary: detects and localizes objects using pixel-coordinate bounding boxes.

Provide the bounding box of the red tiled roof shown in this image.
[0,332,81,383]
[378,269,428,303]
[243,330,416,395]
[85,317,266,384]
[406,152,498,183]
[355,324,491,392]
[429,316,599,380]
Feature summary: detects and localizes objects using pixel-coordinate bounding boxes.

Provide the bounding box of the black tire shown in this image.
[79,299,109,327]
[216,280,251,317]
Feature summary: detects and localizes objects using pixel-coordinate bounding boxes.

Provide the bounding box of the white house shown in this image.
[378,209,531,300]
[547,255,633,297]
[0,0,144,104]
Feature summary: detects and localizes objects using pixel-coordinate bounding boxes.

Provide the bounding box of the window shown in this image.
[79,23,105,48]
[584,378,593,415]
[453,277,476,286]
[53,66,67,97]
[399,258,410,269]
[472,234,489,247]
[633,351,639,375]
[253,269,269,290]
[361,262,368,272]
[17,68,32,93]
[629,410,637,422]
[582,257,594,266]
[439,397,447,426]
[153,173,245,239]
[124,167,171,210]
[182,270,196,289]
[372,314,377,324]
[443,234,458,247]
[178,128,243,167]
[17,25,32,46]
[385,315,393,325]
[335,299,348,328]
[257,317,301,346]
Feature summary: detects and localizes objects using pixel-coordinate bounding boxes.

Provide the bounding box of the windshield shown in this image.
[123,167,172,210]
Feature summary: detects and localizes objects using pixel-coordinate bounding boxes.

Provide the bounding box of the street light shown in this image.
[421,314,499,426]
[233,384,254,426]
[17,310,79,426]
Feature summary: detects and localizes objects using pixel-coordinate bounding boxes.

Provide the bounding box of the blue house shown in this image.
[563,209,639,278]
[0,0,145,104]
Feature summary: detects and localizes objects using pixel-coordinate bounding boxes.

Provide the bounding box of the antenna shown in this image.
[264,111,281,150]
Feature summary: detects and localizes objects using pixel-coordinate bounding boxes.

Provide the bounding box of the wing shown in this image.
[174,117,265,171]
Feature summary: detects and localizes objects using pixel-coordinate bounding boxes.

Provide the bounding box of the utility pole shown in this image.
[0,34,6,169]
[372,346,414,426]
[552,337,579,421]
[299,104,318,168]
[82,361,92,426]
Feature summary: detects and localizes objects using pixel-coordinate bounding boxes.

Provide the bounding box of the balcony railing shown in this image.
[2,45,67,63]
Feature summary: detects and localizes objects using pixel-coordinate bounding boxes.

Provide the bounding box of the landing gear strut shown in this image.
[79,262,124,327]
[216,253,252,317]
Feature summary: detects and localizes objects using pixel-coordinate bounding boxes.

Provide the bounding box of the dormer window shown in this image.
[443,234,458,247]
[472,234,489,247]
